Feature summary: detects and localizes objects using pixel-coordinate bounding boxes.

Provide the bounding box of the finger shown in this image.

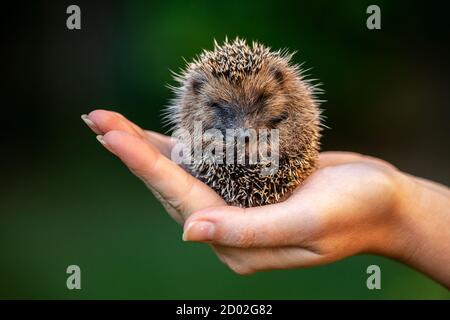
[182,201,318,248]
[147,185,184,224]
[318,151,395,171]
[214,246,328,275]
[145,131,176,159]
[318,151,365,168]
[81,114,102,134]
[85,109,145,138]
[83,110,175,158]
[95,126,182,223]
[100,130,225,219]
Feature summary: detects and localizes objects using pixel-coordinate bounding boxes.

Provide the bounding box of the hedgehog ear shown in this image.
[190,74,207,95]
[270,67,285,85]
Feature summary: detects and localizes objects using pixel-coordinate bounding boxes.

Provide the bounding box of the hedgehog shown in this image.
[164,38,323,207]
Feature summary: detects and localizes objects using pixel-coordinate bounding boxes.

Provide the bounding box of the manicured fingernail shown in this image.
[183,221,215,242]
[96,135,107,146]
[81,114,100,133]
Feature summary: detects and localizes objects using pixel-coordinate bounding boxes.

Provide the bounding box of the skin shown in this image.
[82,109,450,288]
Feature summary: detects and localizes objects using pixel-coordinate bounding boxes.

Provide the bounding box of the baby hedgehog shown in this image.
[165,38,322,207]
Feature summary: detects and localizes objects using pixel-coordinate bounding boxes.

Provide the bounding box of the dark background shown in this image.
[1,1,449,299]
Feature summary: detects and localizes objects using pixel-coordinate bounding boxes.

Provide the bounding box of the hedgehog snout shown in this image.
[212,112,251,137]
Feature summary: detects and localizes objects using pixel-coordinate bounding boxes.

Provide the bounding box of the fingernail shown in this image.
[81,114,100,133]
[183,221,215,242]
[96,135,107,146]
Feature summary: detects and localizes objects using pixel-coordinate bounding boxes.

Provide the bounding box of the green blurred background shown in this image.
[1,0,449,299]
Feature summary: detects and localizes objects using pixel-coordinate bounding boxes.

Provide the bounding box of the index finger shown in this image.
[101,130,226,219]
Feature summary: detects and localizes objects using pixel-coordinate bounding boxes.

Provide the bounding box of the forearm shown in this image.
[390,172,450,288]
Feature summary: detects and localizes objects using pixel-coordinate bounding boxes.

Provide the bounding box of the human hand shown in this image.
[81,109,229,225]
[82,110,450,286]
[182,151,408,274]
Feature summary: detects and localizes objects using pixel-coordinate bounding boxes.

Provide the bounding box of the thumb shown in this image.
[182,202,316,248]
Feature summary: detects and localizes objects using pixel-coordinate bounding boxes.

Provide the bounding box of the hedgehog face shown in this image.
[167,38,320,163]
[190,63,292,134]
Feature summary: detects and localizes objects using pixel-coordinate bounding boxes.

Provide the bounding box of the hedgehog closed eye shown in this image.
[210,102,224,110]
[269,112,289,127]
[210,102,230,115]
[255,92,271,105]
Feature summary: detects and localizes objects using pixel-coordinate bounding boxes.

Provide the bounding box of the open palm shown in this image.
[82,109,405,275]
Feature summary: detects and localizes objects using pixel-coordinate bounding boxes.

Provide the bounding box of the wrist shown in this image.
[377,170,450,287]
[368,169,418,261]
[383,171,419,260]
